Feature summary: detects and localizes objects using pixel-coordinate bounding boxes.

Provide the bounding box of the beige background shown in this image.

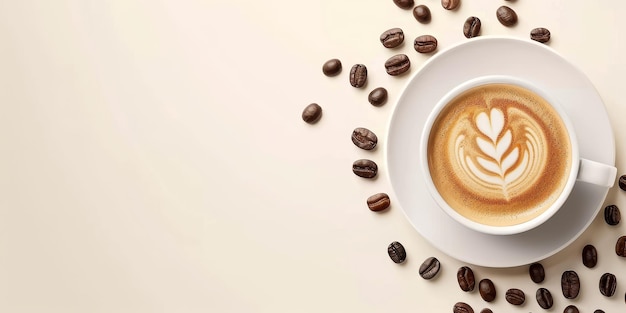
[1,0,626,312]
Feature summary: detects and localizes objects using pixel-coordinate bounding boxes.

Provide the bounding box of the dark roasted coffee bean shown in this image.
[582,244,598,268]
[463,16,481,38]
[616,235,626,257]
[564,305,579,313]
[529,263,545,283]
[530,28,551,43]
[322,59,342,76]
[441,0,460,10]
[561,270,580,299]
[479,279,496,302]
[368,87,388,106]
[505,288,525,305]
[352,159,377,178]
[604,204,621,225]
[387,241,406,263]
[413,5,431,23]
[457,266,475,292]
[536,288,553,309]
[349,64,367,88]
[367,193,390,212]
[419,257,440,279]
[620,174,626,191]
[414,35,438,53]
[302,103,322,124]
[599,273,617,297]
[351,127,378,150]
[496,6,517,26]
[453,302,474,313]
[393,0,414,9]
[479,309,492,313]
[594,310,605,313]
[384,54,410,76]
[380,28,405,48]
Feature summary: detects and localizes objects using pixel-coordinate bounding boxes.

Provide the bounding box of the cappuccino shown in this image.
[426,83,572,227]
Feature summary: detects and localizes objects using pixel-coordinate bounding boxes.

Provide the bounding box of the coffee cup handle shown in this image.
[577,158,617,187]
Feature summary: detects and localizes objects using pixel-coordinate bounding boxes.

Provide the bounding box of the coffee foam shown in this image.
[427,83,572,227]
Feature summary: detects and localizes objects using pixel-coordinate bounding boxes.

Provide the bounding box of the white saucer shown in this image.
[385,36,616,268]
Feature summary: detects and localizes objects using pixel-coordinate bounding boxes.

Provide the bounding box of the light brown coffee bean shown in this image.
[414,35,437,53]
[366,193,390,212]
[442,0,460,10]
[302,103,322,124]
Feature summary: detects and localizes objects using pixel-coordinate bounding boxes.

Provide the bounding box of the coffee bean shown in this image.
[496,6,517,26]
[413,5,431,23]
[414,35,438,53]
[349,64,367,88]
[536,288,553,309]
[530,27,551,43]
[387,241,406,263]
[599,273,617,297]
[619,174,626,191]
[561,270,580,299]
[505,288,525,305]
[368,87,388,106]
[529,263,545,283]
[616,235,626,257]
[479,309,492,313]
[441,0,460,10]
[352,159,377,178]
[380,28,405,48]
[384,54,410,76]
[457,266,475,292]
[479,279,496,302]
[564,305,579,313]
[351,127,378,150]
[582,244,598,268]
[322,59,342,76]
[453,302,474,313]
[418,257,440,279]
[604,204,621,225]
[595,310,605,313]
[463,16,481,38]
[367,193,390,212]
[302,103,322,124]
[393,0,414,9]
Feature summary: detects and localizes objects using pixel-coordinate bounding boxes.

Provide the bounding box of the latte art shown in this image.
[427,83,572,227]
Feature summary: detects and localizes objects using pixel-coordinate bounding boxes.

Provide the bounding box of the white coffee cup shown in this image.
[420,75,617,235]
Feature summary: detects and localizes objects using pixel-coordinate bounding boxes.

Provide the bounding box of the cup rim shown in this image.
[420,75,580,235]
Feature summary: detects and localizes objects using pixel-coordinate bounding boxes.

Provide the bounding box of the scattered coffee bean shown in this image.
[349,64,367,88]
[561,270,580,299]
[599,273,617,297]
[479,309,492,313]
[351,127,378,150]
[457,266,475,292]
[380,28,405,48]
[453,302,474,313]
[594,310,605,313]
[368,87,388,106]
[582,244,598,268]
[352,159,378,178]
[322,59,342,76]
[463,16,481,38]
[393,0,414,9]
[414,35,438,53]
[479,279,496,302]
[441,0,460,10]
[387,241,406,263]
[496,6,517,26]
[616,235,626,257]
[564,305,579,313]
[385,54,410,76]
[529,263,545,283]
[413,5,431,23]
[367,193,390,212]
[536,288,553,309]
[620,174,626,191]
[530,27,551,43]
[505,288,525,305]
[302,103,322,124]
[419,257,440,279]
[605,204,621,225]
